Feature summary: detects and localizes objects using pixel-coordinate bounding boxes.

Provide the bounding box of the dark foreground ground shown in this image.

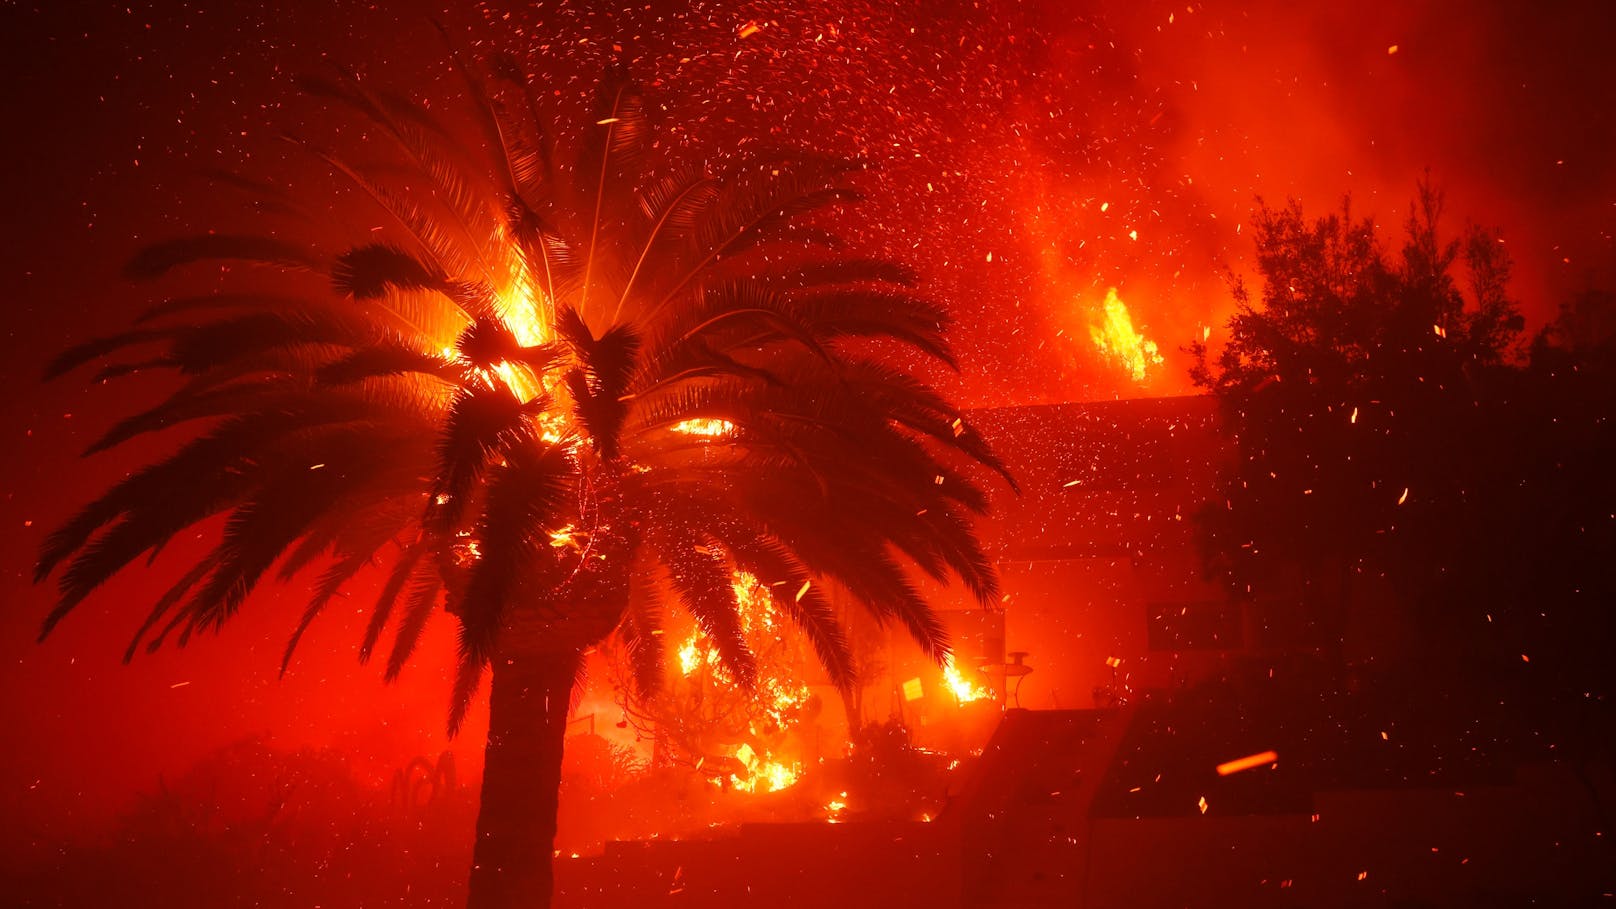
[9,684,1614,908]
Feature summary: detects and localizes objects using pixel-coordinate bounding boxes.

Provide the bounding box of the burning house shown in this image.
[551,394,1610,906]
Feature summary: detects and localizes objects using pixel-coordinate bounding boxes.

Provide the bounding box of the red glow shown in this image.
[4,2,1614,906]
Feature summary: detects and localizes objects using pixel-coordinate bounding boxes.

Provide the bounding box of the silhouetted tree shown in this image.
[1193,185,1615,733]
[36,53,1010,909]
[1190,183,1523,662]
[1504,290,1616,712]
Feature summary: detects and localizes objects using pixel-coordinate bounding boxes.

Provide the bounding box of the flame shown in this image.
[825,791,849,822]
[675,570,811,795]
[548,524,584,550]
[492,221,551,347]
[677,637,703,676]
[675,571,783,681]
[1087,287,1162,382]
[670,418,735,437]
[729,756,801,793]
[717,743,800,793]
[941,653,991,704]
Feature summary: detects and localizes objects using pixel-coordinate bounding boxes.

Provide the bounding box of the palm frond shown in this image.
[487,52,557,195]
[356,542,429,664]
[281,548,374,676]
[133,292,315,326]
[611,169,720,322]
[43,329,166,379]
[333,244,446,298]
[318,344,460,386]
[282,132,479,285]
[429,384,549,532]
[454,316,526,370]
[573,69,648,317]
[384,569,444,681]
[39,475,254,635]
[561,316,641,459]
[430,19,523,197]
[84,376,297,455]
[766,258,919,290]
[784,288,957,368]
[124,234,320,280]
[179,449,391,636]
[706,524,855,691]
[617,567,665,698]
[652,527,756,689]
[639,278,832,367]
[446,626,487,738]
[123,561,215,663]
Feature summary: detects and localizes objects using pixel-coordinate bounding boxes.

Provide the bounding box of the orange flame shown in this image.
[1088,288,1162,382]
[941,653,991,704]
[670,418,736,437]
[677,571,811,794]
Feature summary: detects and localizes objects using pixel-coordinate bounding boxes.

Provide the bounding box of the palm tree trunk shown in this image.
[466,645,580,909]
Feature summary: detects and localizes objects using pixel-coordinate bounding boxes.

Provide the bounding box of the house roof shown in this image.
[966,395,1228,560]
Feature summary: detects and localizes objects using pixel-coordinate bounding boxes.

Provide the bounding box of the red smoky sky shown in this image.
[2,0,1613,857]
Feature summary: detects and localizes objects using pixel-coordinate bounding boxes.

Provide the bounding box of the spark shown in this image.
[1216,750,1278,775]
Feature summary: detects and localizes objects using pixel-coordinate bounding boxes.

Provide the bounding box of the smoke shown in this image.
[479,0,1616,403]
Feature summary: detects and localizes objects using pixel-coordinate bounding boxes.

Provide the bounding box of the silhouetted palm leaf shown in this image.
[123,234,320,280]
[39,63,1008,746]
[333,244,446,298]
[654,524,757,689]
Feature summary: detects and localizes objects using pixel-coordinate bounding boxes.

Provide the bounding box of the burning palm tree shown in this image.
[36,46,1011,909]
